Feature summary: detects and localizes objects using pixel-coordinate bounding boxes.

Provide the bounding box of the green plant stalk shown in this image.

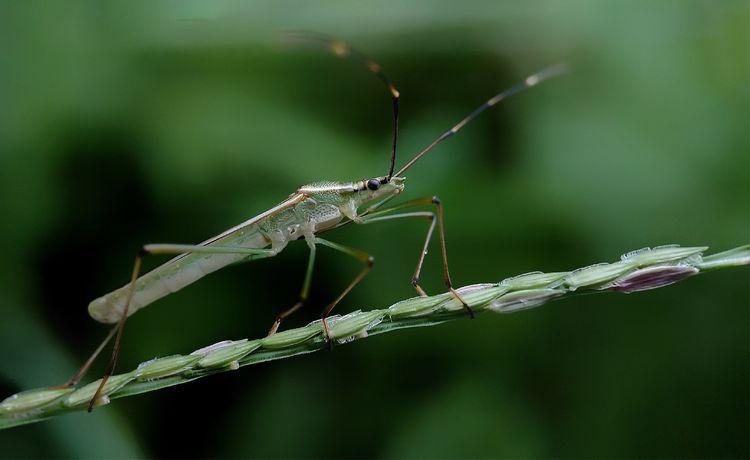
[1,244,747,430]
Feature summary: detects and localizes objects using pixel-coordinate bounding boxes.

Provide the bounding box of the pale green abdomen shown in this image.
[88,226,268,324]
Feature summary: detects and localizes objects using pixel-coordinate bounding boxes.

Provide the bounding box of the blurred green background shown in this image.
[0,1,748,458]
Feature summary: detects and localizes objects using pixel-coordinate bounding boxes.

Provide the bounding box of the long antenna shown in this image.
[393,63,568,177]
[281,32,400,180]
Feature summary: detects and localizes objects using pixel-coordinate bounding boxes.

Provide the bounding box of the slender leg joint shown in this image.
[356,196,474,317]
[411,277,428,297]
[267,243,317,336]
[268,300,305,336]
[448,286,475,319]
[313,238,375,350]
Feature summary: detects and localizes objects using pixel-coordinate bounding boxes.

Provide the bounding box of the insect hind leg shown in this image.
[87,248,145,411]
[51,325,118,390]
[85,243,276,412]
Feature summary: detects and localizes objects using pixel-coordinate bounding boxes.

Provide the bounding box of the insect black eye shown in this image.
[366,179,381,191]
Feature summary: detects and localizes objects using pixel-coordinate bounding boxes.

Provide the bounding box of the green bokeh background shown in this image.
[1,1,748,458]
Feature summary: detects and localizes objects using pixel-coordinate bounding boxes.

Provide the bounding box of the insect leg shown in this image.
[314,238,375,344]
[87,243,276,412]
[267,244,316,336]
[52,326,118,389]
[361,211,435,297]
[358,196,474,318]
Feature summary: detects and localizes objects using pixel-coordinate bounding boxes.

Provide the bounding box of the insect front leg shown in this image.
[358,196,474,318]
[84,243,276,412]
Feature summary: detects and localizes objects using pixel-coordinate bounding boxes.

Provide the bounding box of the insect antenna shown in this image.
[393,63,568,177]
[281,32,400,180]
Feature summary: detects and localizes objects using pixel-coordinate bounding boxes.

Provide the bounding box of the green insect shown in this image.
[58,34,567,411]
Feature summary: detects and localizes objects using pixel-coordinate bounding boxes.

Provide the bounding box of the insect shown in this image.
[59,34,567,411]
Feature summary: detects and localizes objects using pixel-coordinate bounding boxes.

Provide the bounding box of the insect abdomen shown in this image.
[88,228,268,324]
